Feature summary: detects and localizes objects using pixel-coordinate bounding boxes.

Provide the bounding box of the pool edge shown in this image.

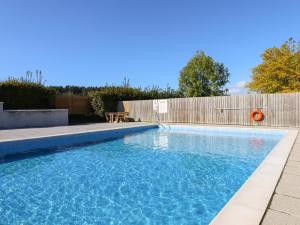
[1,123,296,225]
[0,124,158,157]
[209,129,298,225]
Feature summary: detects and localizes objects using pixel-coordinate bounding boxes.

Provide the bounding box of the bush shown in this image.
[0,78,56,109]
[89,88,130,116]
[50,85,99,96]
[89,85,180,117]
[90,91,105,116]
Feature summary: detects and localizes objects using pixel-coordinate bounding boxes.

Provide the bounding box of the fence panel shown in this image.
[119,93,300,127]
[55,95,91,115]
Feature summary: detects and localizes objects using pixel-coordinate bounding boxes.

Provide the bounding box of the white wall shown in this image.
[0,102,68,129]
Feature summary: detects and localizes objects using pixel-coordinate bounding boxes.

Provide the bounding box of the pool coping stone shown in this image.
[0,122,297,224]
[207,127,298,225]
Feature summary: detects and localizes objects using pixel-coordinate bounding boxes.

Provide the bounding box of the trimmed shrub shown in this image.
[0,79,56,109]
[89,89,124,116]
[90,91,105,116]
[89,86,180,117]
[51,85,180,100]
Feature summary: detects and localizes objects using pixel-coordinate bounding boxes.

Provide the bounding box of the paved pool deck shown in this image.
[0,122,153,142]
[261,132,300,225]
[0,123,299,224]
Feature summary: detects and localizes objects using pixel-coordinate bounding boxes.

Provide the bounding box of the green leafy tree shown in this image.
[248,38,300,93]
[179,51,230,97]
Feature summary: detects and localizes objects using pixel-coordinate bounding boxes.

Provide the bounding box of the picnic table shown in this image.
[105,112,129,123]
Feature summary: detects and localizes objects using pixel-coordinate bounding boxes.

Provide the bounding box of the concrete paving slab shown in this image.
[278,174,300,185]
[261,209,300,225]
[287,160,300,168]
[210,202,262,225]
[269,194,300,217]
[284,166,300,176]
[276,178,300,199]
[289,153,300,162]
[261,133,300,225]
[0,122,154,142]
[247,172,281,189]
[230,184,274,211]
[292,144,300,152]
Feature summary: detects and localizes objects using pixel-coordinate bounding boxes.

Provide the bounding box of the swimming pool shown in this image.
[0,125,285,225]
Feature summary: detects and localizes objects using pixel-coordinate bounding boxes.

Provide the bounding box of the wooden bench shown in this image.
[105,112,129,123]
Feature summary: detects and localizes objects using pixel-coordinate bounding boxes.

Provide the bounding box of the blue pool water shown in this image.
[0,126,284,225]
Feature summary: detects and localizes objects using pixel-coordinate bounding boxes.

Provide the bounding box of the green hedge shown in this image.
[51,85,180,99]
[90,87,132,115]
[89,86,180,116]
[0,79,56,109]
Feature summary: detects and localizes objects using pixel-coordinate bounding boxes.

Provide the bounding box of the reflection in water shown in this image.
[153,133,169,149]
[0,127,282,225]
[248,138,264,150]
[124,132,169,150]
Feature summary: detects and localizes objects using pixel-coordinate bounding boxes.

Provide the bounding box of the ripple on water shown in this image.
[0,128,282,225]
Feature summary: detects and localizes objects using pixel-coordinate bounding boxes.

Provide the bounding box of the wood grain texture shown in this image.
[119,93,300,127]
[55,95,91,115]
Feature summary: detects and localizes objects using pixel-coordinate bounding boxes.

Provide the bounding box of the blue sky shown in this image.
[0,0,299,93]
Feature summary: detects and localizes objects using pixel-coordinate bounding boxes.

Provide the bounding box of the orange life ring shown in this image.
[250,109,264,122]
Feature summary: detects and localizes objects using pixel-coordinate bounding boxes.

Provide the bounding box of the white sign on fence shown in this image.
[158,100,168,113]
[153,100,159,111]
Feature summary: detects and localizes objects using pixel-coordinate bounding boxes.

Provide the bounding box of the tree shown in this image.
[178,51,230,97]
[247,38,300,93]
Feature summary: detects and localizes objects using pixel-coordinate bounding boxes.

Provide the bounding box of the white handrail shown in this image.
[155,112,160,125]
[155,112,171,130]
[215,107,267,110]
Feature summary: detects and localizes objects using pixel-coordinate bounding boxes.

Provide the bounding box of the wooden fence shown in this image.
[55,95,91,115]
[119,93,300,127]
